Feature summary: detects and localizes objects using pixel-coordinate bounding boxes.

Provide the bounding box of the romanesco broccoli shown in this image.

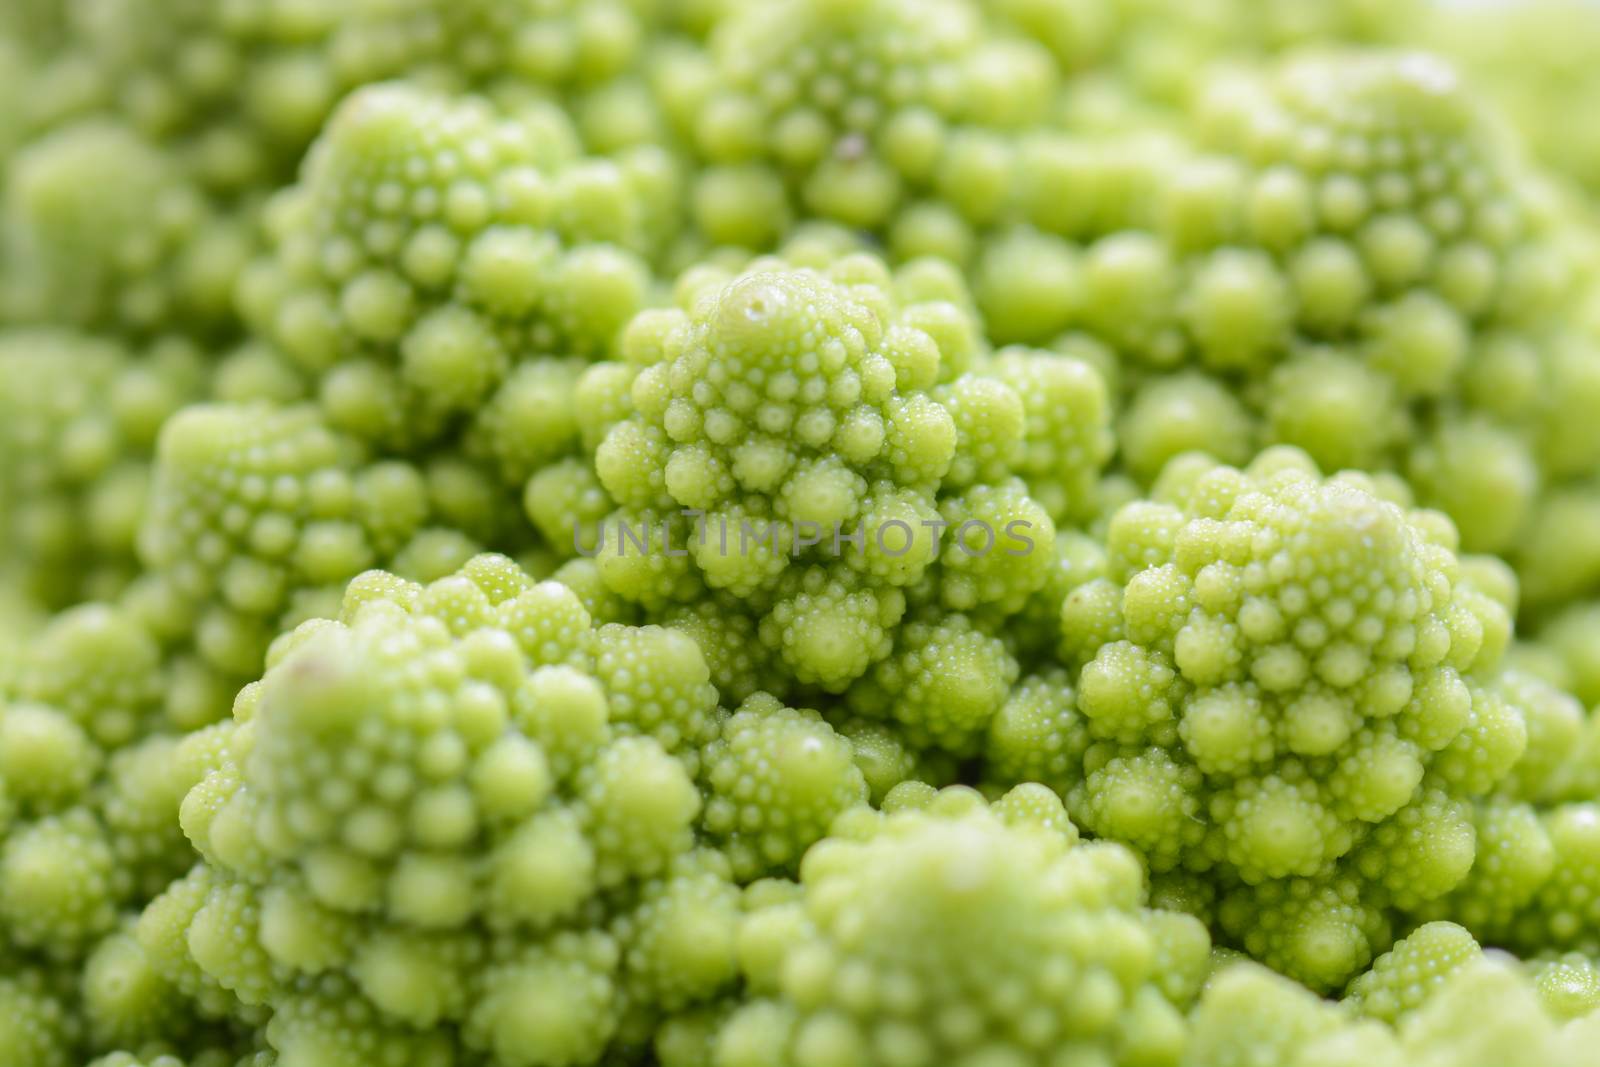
[4,2,1600,1065]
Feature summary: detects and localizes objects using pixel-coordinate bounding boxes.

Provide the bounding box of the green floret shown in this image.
[758,563,904,692]
[1513,485,1600,613]
[35,0,666,227]
[0,807,119,955]
[588,256,1061,692]
[1190,947,1600,1062]
[1187,51,1529,335]
[594,257,957,516]
[549,556,638,626]
[610,848,742,1017]
[699,693,867,879]
[1509,803,1600,955]
[1464,324,1600,475]
[13,603,165,746]
[524,456,615,559]
[936,478,1056,614]
[1056,450,1532,903]
[932,371,1025,489]
[983,667,1089,797]
[1394,953,1600,1067]
[80,923,194,1053]
[130,865,230,1018]
[101,734,202,899]
[1527,952,1600,1021]
[13,5,1600,1063]
[689,0,1057,234]
[0,702,99,814]
[1407,416,1540,557]
[1479,668,1586,802]
[1452,310,1600,596]
[1058,47,1600,609]
[465,356,587,487]
[328,0,655,98]
[1351,789,1477,911]
[591,620,720,758]
[973,225,1084,345]
[1263,347,1401,473]
[139,402,437,677]
[0,965,76,1067]
[1420,0,1600,195]
[1009,525,1109,667]
[0,330,205,609]
[26,0,340,192]
[846,612,1019,757]
[1,119,247,335]
[1185,960,1399,1067]
[1144,903,1215,1009]
[712,784,1197,1067]
[263,976,461,1065]
[660,599,775,703]
[240,81,661,448]
[831,715,951,803]
[1219,875,1389,994]
[592,506,705,609]
[1118,371,1256,484]
[0,610,212,1053]
[1344,921,1482,1023]
[1422,798,1553,944]
[991,344,1115,523]
[1074,745,1207,871]
[140,554,732,1064]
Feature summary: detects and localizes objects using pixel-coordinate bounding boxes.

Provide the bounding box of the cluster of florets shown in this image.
[237,81,673,450]
[2,0,670,196]
[1186,926,1600,1067]
[679,0,1061,239]
[0,0,686,351]
[0,604,214,1067]
[137,554,737,1065]
[135,555,1058,1067]
[1068,49,1600,614]
[571,253,1110,725]
[0,329,203,607]
[1063,450,1521,878]
[8,1,1600,1066]
[0,120,248,336]
[983,448,1538,988]
[136,401,494,683]
[672,783,1209,1067]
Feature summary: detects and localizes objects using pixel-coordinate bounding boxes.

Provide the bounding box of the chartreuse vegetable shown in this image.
[685,783,1205,1067]
[986,448,1532,990]
[137,554,727,1064]
[574,250,1095,719]
[5,1,1600,1066]
[1112,51,1600,611]
[236,81,669,451]
[0,329,203,608]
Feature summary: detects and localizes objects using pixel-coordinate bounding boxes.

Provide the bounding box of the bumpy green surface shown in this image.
[6,1,1600,1065]
[983,448,1543,990]
[700,784,1202,1067]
